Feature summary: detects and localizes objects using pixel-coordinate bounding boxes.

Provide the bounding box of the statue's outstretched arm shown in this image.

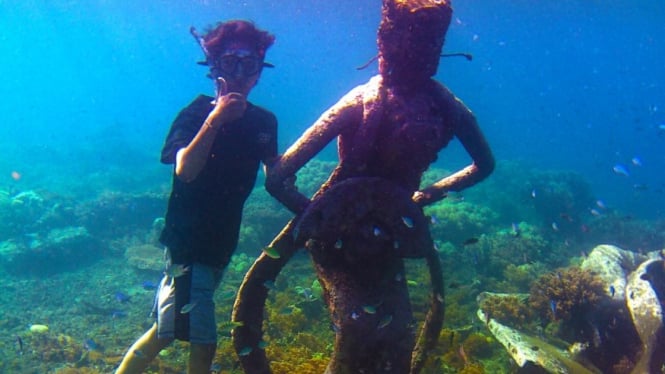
[266,88,364,214]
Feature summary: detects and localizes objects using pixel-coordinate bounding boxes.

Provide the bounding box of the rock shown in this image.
[477,293,601,373]
[479,244,665,374]
[580,244,647,301]
[625,259,665,373]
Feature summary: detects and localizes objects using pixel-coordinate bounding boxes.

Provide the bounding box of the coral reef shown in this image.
[0,226,105,276]
[478,293,533,328]
[425,201,499,245]
[2,158,662,374]
[528,267,607,325]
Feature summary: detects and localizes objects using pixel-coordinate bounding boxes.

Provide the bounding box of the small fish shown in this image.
[596,200,606,209]
[631,157,642,166]
[549,299,558,320]
[115,292,131,303]
[262,246,281,259]
[559,213,573,222]
[210,362,222,373]
[609,285,616,297]
[362,305,377,314]
[448,281,461,289]
[164,264,189,278]
[551,222,559,231]
[393,240,400,249]
[330,322,340,334]
[429,215,438,225]
[16,336,23,355]
[462,237,479,246]
[334,239,343,249]
[589,208,601,216]
[436,293,444,303]
[591,325,602,348]
[181,301,198,314]
[83,338,100,351]
[373,226,382,236]
[407,280,418,287]
[133,349,145,357]
[401,216,414,228]
[377,314,393,329]
[458,344,469,365]
[351,312,360,320]
[257,340,269,349]
[612,164,630,177]
[237,346,253,356]
[531,189,537,198]
[218,320,245,331]
[263,280,277,290]
[301,287,314,301]
[511,222,521,237]
[141,280,158,290]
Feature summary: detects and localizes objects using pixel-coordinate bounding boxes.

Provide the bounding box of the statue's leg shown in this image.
[319,257,415,373]
[410,248,444,374]
[232,220,298,374]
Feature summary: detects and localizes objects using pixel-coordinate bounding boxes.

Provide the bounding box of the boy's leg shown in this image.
[189,342,216,374]
[115,323,172,374]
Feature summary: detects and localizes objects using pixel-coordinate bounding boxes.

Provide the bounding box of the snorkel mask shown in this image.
[190,26,274,81]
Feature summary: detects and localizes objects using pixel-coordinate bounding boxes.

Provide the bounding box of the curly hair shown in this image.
[203,20,275,59]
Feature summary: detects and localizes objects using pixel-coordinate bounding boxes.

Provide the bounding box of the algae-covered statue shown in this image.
[232,1,495,373]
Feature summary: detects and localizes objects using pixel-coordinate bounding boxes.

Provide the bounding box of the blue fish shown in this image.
[302,288,314,301]
[210,362,222,373]
[609,285,616,298]
[142,281,158,290]
[115,292,131,303]
[549,299,557,320]
[83,338,100,351]
[612,164,630,177]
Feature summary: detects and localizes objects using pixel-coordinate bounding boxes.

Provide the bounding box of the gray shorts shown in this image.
[153,262,223,344]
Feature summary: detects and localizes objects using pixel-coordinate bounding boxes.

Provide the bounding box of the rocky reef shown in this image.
[478,244,665,374]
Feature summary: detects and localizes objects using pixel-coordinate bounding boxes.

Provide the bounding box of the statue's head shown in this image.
[378,0,453,85]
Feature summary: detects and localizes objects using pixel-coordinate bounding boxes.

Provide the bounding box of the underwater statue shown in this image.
[232,1,495,373]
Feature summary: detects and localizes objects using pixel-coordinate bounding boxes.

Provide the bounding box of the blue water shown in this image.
[1,1,664,371]
[2,0,664,217]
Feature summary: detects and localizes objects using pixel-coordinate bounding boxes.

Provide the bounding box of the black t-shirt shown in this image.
[159,95,277,268]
